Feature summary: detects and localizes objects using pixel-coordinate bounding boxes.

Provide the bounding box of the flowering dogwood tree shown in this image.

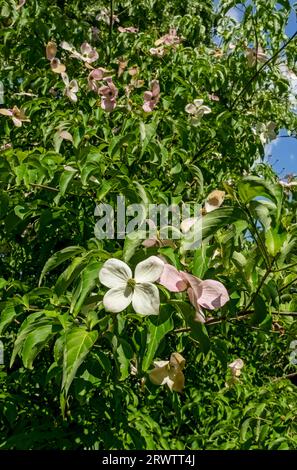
[0,0,297,451]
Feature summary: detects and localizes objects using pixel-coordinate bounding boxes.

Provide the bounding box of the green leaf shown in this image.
[70,261,101,317]
[265,227,287,257]
[193,242,210,277]
[96,180,113,201]
[123,230,146,263]
[142,307,174,371]
[95,350,112,375]
[0,302,16,335]
[252,294,271,327]
[181,207,247,251]
[249,200,273,231]
[10,313,53,367]
[55,255,89,297]
[238,177,283,217]
[21,323,60,369]
[62,327,98,396]
[39,246,86,286]
[0,191,9,219]
[59,169,77,196]
[113,337,134,380]
[140,120,158,154]
[232,251,247,269]
[176,302,210,353]
[240,418,252,442]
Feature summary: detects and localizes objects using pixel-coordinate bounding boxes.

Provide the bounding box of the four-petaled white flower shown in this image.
[255,121,277,145]
[245,47,268,67]
[99,256,164,315]
[62,73,79,102]
[228,358,244,378]
[185,99,211,126]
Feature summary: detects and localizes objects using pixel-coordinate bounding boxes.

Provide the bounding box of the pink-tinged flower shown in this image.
[204,189,225,213]
[118,26,139,33]
[143,80,160,112]
[142,220,176,248]
[62,73,78,102]
[96,8,119,25]
[155,28,182,46]
[0,143,12,151]
[54,129,74,152]
[126,67,144,92]
[142,237,175,248]
[212,48,224,58]
[117,58,128,78]
[60,41,98,64]
[128,66,139,76]
[0,106,30,127]
[45,41,66,74]
[180,190,225,235]
[159,264,229,315]
[99,256,165,315]
[149,352,185,393]
[149,46,166,57]
[245,47,268,67]
[46,41,57,60]
[208,93,220,102]
[50,57,66,74]
[91,27,100,41]
[59,130,73,143]
[98,77,118,112]
[158,264,188,292]
[73,42,99,64]
[88,68,110,91]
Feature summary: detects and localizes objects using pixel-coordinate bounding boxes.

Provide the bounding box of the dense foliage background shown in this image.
[1,0,297,449]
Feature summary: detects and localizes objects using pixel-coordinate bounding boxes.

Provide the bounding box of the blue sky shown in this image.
[265,4,296,178]
[223,1,297,177]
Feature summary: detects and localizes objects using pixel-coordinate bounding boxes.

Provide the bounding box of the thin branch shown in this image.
[271,371,297,382]
[29,183,92,199]
[278,277,297,293]
[243,257,276,313]
[231,30,297,109]
[251,9,259,71]
[30,183,59,192]
[173,310,297,333]
[108,0,114,63]
[273,311,297,316]
[245,205,270,268]
[273,260,297,272]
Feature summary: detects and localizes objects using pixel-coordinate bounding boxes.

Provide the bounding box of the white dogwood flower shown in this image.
[228,358,244,378]
[62,73,78,102]
[185,99,211,125]
[99,256,164,315]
